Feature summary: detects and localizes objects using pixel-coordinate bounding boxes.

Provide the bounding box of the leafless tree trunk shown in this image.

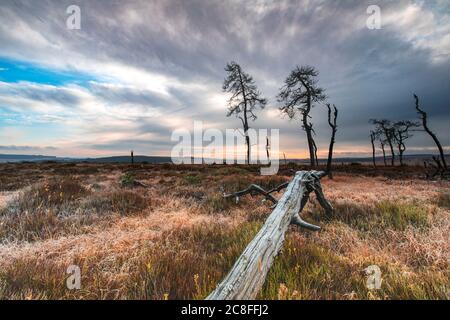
[245,134,250,164]
[414,94,447,170]
[303,94,316,167]
[326,104,338,177]
[398,143,405,166]
[236,68,251,165]
[386,133,395,166]
[381,142,387,166]
[370,131,377,168]
[392,120,419,167]
[370,119,396,166]
[312,137,319,166]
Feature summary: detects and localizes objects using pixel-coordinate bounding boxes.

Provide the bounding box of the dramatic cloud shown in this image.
[0,145,57,151]
[0,0,449,158]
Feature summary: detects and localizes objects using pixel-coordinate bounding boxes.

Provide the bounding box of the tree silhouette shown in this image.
[311,123,319,166]
[371,127,388,167]
[326,104,338,178]
[414,94,447,170]
[380,139,387,166]
[223,62,267,164]
[392,120,420,166]
[278,66,326,167]
[370,119,396,166]
[370,130,377,168]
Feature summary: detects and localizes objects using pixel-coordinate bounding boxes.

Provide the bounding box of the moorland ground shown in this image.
[0,162,448,300]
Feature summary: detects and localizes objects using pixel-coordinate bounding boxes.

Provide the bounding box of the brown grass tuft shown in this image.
[437,192,450,209]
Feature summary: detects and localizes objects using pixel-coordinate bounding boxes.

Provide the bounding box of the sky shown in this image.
[0,0,449,159]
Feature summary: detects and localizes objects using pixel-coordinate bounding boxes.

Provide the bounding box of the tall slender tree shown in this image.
[380,140,387,166]
[326,104,338,178]
[392,120,420,166]
[370,119,396,166]
[313,139,319,166]
[278,66,326,166]
[311,123,319,166]
[373,127,388,166]
[370,130,377,168]
[414,94,447,170]
[223,62,267,164]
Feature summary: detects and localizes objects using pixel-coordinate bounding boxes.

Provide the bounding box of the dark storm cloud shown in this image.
[88,82,174,109]
[0,0,449,156]
[0,82,81,107]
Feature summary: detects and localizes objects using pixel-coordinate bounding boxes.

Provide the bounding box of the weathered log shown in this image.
[207,170,332,300]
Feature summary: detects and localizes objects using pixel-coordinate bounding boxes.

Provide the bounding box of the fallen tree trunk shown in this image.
[207,170,332,300]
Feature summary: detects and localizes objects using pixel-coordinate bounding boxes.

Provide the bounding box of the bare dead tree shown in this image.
[392,120,420,166]
[372,125,388,166]
[326,104,338,178]
[278,66,326,167]
[223,62,267,164]
[308,123,319,166]
[131,150,134,164]
[380,140,387,166]
[414,94,447,170]
[370,119,396,166]
[312,126,319,166]
[370,130,377,168]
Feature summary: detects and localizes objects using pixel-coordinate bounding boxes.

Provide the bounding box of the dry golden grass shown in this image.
[0,163,448,300]
[437,191,450,209]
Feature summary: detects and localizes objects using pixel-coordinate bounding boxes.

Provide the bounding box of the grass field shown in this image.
[0,162,448,300]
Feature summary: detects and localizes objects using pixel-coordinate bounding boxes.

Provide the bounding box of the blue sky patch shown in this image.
[0,57,94,86]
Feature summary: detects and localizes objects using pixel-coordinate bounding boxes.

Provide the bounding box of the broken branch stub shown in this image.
[207,170,333,300]
[223,184,280,204]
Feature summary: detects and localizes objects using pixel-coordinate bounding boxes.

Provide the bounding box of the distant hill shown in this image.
[256,154,449,166]
[299,154,450,165]
[0,154,59,163]
[0,154,172,164]
[81,155,172,164]
[0,153,448,164]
